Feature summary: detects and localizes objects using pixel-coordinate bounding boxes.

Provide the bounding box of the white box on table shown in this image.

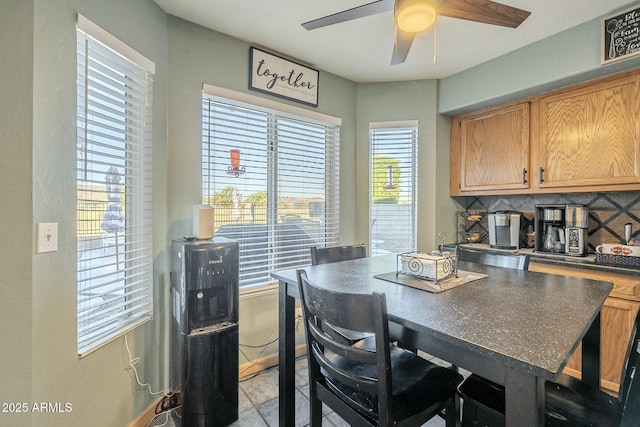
[399,252,456,282]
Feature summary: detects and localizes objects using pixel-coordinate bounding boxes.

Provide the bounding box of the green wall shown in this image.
[3,0,640,425]
[439,1,640,115]
[166,15,359,364]
[33,0,168,425]
[166,16,359,242]
[0,0,169,425]
[0,3,34,426]
[355,81,457,250]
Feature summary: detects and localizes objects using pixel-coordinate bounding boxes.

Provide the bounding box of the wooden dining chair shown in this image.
[309,243,370,345]
[457,247,530,271]
[457,310,640,426]
[310,243,367,266]
[455,247,529,426]
[296,269,463,427]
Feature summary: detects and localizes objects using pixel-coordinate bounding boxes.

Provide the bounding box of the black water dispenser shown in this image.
[171,238,239,426]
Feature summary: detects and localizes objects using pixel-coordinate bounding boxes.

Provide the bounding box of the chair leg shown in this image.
[444,399,460,427]
[450,365,461,427]
[309,383,323,427]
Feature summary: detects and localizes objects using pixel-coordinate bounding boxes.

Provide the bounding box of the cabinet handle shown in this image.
[522,168,528,185]
[539,167,545,183]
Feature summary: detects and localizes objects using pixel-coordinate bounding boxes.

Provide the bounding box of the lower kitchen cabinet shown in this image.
[529,262,640,395]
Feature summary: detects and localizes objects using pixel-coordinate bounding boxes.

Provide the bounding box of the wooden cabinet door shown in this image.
[538,74,640,188]
[601,297,640,393]
[456,102,530,193]
[529,262,640,395]
[562,297,639,395]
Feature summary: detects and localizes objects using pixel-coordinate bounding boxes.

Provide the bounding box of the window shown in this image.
[202,88,340,288]
[369,122,418,256]
[76,16,155,357]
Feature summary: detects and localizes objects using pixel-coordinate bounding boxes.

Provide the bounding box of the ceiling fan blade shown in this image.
[302,0,394,30]
[439,0,531,28]
[391,29,416,65]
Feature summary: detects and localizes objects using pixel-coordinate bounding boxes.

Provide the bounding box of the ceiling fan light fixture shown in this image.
[396,0,437,33]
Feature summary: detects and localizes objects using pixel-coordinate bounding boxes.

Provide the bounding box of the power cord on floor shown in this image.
[238,328,279,380]
[146,410,170,427]
[124,334,165,397]
[146,402,182,427]
[239,336,279,348]
[155,391,181,414]
[125,334,182,425]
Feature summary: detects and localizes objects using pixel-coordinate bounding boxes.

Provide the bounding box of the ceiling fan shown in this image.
[302,0,531,65]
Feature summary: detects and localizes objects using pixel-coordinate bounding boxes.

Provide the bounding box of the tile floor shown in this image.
[150,353,462,427]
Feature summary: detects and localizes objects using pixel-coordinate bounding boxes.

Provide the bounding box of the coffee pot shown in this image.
[543,224,566,253]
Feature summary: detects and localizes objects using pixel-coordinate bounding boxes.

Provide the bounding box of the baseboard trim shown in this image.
[239,344,307,378]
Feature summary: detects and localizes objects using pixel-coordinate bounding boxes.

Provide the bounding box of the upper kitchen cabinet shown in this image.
[538,73,640,190]
[450,102,530,196]
[450,69,640,196]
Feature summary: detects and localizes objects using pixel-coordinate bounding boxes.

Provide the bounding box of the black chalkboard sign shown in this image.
[602,5,640,63]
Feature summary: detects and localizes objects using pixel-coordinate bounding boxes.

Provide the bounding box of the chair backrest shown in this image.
[297,269,394,424]
[457,247,530,271]
[310,243,367,265]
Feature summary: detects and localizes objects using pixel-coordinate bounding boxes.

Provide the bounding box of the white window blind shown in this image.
[202,94,340,288]
[76,19,154,357]
[369,123,418,256]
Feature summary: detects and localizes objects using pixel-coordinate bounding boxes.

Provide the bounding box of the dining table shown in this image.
[271,254,613,426]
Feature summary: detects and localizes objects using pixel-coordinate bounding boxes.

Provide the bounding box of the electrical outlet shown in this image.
[37,223,58,253]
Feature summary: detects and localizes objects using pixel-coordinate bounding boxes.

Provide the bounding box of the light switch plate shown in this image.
[37,223,58,253]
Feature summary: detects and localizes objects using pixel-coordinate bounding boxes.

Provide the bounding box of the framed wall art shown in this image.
[249,46,319,107]
[602,4,640,64]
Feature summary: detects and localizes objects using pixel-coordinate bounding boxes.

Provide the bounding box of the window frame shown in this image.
[76,15,155,357]
[201,86,341,289]
[369,121,418,256]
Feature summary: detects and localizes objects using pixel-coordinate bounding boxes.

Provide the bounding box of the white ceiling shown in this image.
[153,0,635,82]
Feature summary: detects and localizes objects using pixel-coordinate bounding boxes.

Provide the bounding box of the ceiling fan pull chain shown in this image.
[433,17,438,64]
[394,1,399,51]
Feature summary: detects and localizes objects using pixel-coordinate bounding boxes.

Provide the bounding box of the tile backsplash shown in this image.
[454,192,640,252]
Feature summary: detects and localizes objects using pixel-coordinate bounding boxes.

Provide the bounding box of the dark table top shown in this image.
[272,254,613,381]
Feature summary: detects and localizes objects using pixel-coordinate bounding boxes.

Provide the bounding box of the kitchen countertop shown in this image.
[273,255,612,426]
[453,243,640,277]
[273,255,611,379]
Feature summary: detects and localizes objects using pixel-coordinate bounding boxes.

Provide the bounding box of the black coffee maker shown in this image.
[534,204,589,256]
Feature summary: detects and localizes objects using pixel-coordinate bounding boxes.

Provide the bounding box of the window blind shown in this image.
[202,95,340,288]
[369,123,418,256]
[76,21,154,357]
